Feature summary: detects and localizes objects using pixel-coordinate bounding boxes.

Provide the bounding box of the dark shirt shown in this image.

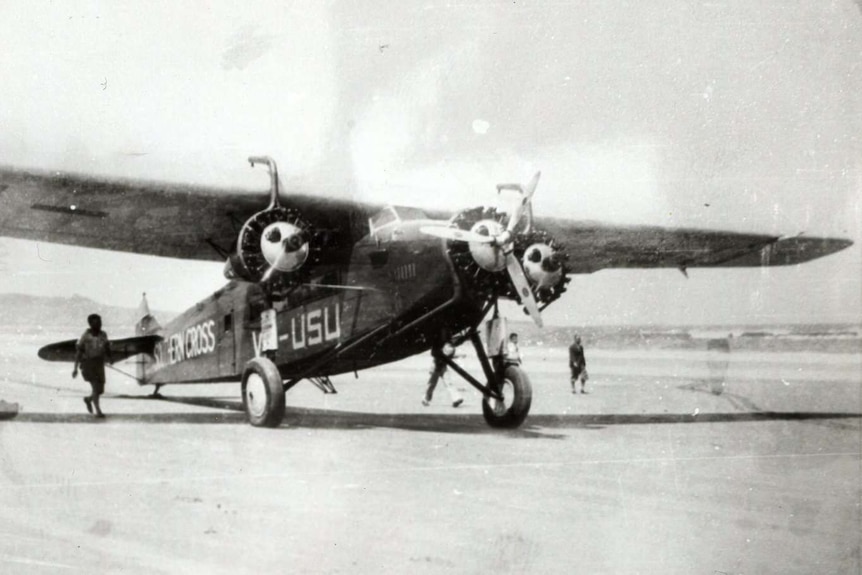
[568,343,585,368]
[76,329,111,388]
[77,330,111,363]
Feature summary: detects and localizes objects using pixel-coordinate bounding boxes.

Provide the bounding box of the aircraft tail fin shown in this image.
[134,293,162,384]
[136,292,162,336]
[38,293,164,385]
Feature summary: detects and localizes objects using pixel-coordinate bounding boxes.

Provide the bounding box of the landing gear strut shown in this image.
[437,329,533,429]
[240,299,287,427]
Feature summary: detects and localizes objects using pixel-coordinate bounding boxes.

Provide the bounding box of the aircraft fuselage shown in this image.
[139,217,479,386]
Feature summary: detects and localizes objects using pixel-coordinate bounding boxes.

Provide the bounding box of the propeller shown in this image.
[505,249,543,327]
[421,172,544,327]
[418,226,495,244]
[498,170,541,240]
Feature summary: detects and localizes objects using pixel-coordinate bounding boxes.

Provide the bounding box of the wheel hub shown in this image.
[245,372,268,418]
[491,378,515,415]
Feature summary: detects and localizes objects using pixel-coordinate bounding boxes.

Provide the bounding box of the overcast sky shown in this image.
[1,1,859,325]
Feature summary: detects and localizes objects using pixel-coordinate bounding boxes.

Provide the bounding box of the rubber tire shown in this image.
[482,365,532,429]
[241,357,286,428]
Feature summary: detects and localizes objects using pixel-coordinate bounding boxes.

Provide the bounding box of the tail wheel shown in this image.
[241,357,285,428]
[482,365,533,428]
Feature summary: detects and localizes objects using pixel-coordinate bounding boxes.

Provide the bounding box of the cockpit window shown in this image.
[368,206,431,240]
[392,206,428,221]
[369,207,398,232]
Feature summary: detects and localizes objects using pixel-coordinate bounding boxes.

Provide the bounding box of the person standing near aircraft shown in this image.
[569,334,588,394]
[423,337,464,408]
[505,332,522,367]
[72,313,112,418]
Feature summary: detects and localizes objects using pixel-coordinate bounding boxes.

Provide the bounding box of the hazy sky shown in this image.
[1,1,859,325]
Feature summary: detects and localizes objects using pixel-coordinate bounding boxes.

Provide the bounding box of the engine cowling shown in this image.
[224,207,312,283]
[522,243,564,291]
[468,219,507,272]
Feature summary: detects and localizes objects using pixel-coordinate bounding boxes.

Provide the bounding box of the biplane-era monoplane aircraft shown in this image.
[0,158,853,428]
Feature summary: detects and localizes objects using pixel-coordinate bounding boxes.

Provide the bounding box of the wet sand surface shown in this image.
[1,337,860,574]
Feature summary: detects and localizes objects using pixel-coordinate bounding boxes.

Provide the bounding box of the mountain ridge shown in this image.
[0,293,174,335]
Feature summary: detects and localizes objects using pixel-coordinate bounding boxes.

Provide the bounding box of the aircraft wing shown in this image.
[535,217,853,274]
[38,335,163,363]
[0,166,376,263]
[1,166,851,271]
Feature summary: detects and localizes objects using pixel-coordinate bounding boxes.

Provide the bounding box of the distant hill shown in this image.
[1,294,856,353]
[503,318,860,353]
[0,293,174,336]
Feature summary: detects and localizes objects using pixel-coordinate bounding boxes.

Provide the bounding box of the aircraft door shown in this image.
[218,308,237,375]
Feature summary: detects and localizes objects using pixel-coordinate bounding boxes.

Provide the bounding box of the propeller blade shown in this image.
[524,171,541,200]
[261,263,277,282]
[505,171,542,234]
[505,252,543,328]
[420,226,495,244]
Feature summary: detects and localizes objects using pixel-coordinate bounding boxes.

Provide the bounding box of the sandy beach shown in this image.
[1,332,859,574]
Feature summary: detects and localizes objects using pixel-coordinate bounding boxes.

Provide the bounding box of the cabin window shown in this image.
[224,313,233,332]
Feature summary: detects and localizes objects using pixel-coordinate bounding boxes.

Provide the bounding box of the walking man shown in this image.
[423,337,464,408]
[73,313,112,418]
[569,334,588,394]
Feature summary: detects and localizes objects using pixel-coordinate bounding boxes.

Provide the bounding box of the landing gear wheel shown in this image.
[241,357,285,428]
[482,365,532,428]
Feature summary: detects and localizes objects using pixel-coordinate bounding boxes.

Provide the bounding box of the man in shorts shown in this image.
[73,313,112,418]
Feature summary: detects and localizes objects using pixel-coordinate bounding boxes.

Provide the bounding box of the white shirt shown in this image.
[506,341,521,364]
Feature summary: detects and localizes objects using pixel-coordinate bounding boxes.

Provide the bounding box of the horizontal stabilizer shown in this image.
[38,334,162,363]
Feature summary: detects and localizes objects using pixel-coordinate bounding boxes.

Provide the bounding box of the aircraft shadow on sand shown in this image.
[6,393,860,438]
[8,412,246,425]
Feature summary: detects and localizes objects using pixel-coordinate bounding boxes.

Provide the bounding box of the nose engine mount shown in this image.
[447,206,569,312]
[420,172,570,325]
